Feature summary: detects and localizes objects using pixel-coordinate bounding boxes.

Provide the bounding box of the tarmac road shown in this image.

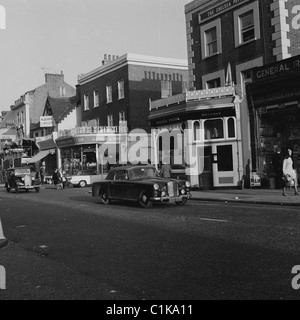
[0,185,300,300]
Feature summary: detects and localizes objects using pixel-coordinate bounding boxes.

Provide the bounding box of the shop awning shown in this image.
[28,150,51,164]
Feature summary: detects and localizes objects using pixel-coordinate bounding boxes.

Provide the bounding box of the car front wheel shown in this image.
[138,190,153,209]
[99,188,110,205]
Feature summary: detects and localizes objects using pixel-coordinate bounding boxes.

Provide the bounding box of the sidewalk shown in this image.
[190,187,300,207]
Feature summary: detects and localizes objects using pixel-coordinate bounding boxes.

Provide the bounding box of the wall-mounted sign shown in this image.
[40,116,54,128]
[199,0,250,23]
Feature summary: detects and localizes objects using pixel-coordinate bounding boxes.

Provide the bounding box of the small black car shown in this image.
[5,167,40,193]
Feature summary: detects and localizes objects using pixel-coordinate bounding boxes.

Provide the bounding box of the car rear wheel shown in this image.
[138,190,153,209]
[175,198,188,206]
[99,188,110,205]
[35,187,40,193]
[78,180,87,188]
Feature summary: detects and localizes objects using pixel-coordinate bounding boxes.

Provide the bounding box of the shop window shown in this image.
[193,121,201,141]
[217,145,233,172]
[227,118,236,138]
[204,119,224,140]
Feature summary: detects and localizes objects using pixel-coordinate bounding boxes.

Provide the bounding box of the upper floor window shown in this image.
[205,27,218,56]
[84,94,89,111]
[107,114,113,127]
[60,86,66,97]
[93,90,99,108]
[206,78,221,89]
[119,111,126,122]
[118,80,125,100]
[234,2,260,47]
[240,11,255,43]
[106,85,112,104]
[161,80,172,98]
[201,19,222,59]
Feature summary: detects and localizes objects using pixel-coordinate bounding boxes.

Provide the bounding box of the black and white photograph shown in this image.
[1,0,300,304]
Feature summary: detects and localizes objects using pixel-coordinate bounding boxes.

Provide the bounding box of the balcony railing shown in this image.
[58,126,128,138]
[150,86,236,110]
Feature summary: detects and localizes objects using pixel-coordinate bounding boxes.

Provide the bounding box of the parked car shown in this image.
[4,167,40,193]
[92,165,191,208]
[67,169,104,188]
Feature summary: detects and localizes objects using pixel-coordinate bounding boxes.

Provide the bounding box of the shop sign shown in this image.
[253,56,300,82]
[40,116,54,128]
[199,0,250,22]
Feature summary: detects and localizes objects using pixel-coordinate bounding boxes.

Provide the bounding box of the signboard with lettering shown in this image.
[199,0,250,23]
[40,116,54,128]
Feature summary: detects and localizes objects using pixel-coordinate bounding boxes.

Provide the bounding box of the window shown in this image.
[60,86,66,97]
[118,80,125,100]
[204,119,224,140]
[161,80,172,98]
[205,27,218,56]
[107,114,113,127]
[240,11,255,43]
[84,94,89,111]
[234,2,260,47]
[193,121,201,141]
[206,78,221,89]
[93,90,99,108]
[119,111,126,122]
[106,85,112,103]
[201,19,222,59]
[227,118,236,138]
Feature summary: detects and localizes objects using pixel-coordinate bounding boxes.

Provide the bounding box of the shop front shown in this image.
[247,55,300,187]
[149,86,244,189]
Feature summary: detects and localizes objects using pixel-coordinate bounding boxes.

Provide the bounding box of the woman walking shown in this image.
[282,148,300,196]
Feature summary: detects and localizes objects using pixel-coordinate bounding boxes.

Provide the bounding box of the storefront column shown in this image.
[234,96,244,188]
[57,147,62,169]
[185,120,199,188]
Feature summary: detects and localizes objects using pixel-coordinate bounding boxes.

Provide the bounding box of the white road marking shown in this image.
[199,218,228,223]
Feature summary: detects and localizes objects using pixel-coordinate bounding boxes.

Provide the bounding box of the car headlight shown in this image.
[161,191,166,197]
[153,183,160,191]
[181,189,186,195]
[185,181,191,188]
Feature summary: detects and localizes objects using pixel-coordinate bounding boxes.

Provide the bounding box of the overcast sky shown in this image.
[0,0,189,112]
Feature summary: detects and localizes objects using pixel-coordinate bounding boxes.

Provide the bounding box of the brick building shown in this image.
[56,53,188,176]
[148,0,300,189]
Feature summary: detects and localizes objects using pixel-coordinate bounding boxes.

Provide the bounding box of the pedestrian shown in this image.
[160,158,172,178]
[52,168,62,190]
[40,165,46,184]
[282,148,300,196]
[272,147,283,189]
[61,169,67,189]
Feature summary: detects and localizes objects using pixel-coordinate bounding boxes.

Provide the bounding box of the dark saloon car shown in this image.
[92,165,191,208]
[5,167,40,193]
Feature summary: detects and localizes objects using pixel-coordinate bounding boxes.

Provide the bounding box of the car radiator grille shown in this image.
[167,182,178,197]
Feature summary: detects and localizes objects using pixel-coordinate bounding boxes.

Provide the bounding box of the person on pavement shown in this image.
[282,148,299,196]
[160,159,172,178]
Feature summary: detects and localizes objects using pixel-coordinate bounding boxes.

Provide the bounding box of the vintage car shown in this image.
[67,169,105,188]
[5,167,40,193]
[92,165,191,208]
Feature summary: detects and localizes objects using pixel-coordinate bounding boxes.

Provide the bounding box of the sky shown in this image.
[0,0,190,112]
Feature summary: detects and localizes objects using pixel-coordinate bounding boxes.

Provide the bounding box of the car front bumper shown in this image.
[150,194,191,203]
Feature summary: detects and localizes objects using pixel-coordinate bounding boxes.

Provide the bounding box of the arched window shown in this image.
[227,118,236,138]
[193,121,201,141]
[204,119,224,140]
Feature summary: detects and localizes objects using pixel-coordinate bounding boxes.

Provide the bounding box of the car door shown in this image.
[110,170,128,200]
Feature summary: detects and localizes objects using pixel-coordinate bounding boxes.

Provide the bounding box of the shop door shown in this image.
[198,146,213,190]
[213,143,238,187]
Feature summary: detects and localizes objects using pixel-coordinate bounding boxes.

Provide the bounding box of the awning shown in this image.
[28,150,51,164]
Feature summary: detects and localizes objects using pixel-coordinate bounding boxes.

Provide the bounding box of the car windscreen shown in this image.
[128,167,159,181]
